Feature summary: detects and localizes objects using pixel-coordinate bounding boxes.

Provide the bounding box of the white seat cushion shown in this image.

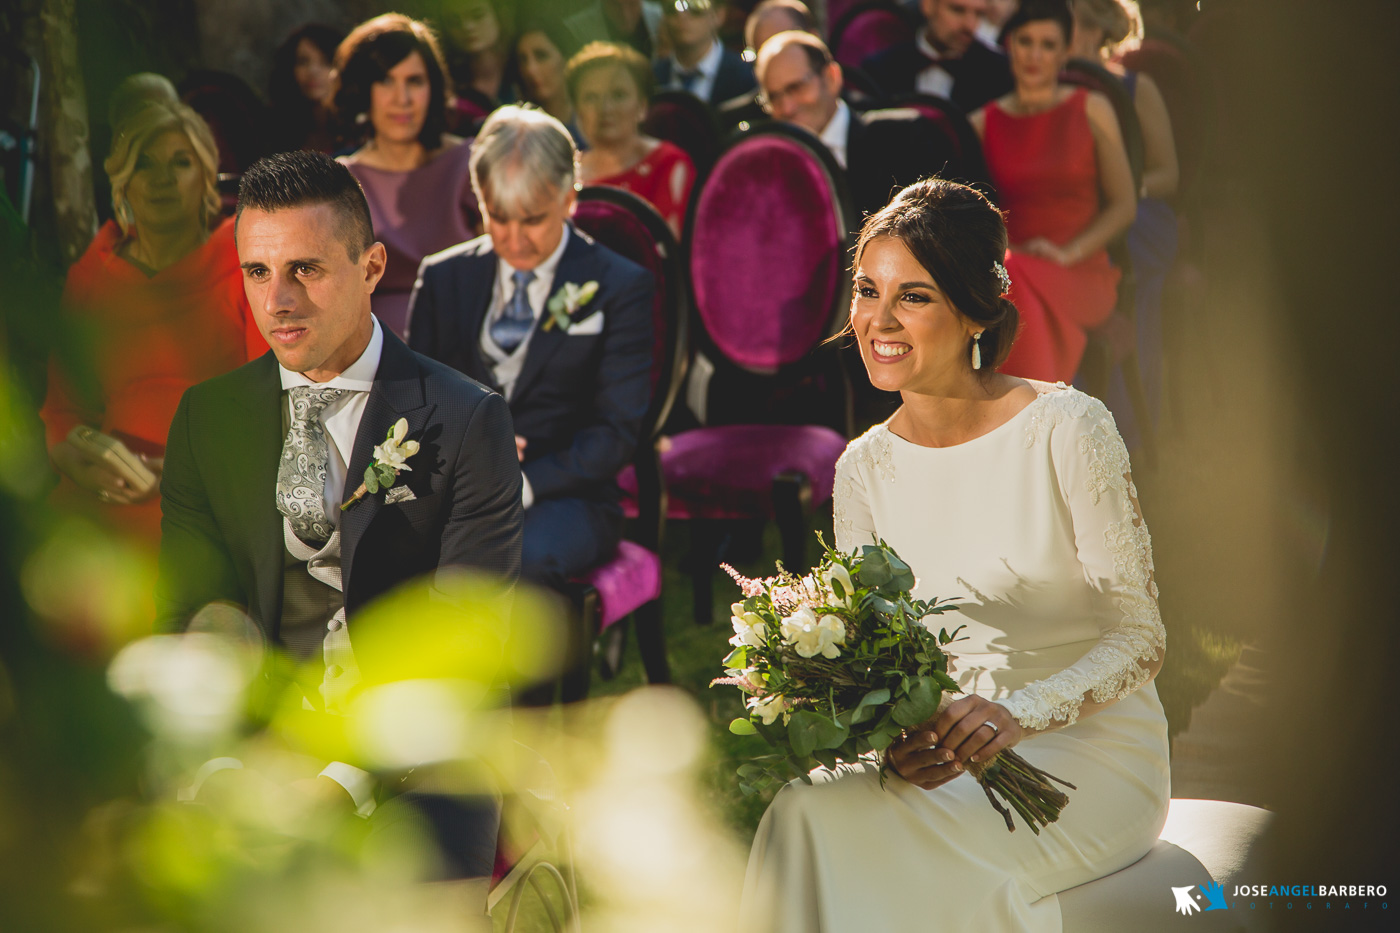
[1057,798,1273,932]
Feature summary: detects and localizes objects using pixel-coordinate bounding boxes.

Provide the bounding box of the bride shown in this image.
[738,178,1169,931]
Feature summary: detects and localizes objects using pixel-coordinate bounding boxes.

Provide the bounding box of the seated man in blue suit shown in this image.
[654,0,757,105]
[406,105,654,628]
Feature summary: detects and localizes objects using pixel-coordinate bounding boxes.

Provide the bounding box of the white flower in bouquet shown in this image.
[780,607,847,659]
[730,602,769,648]
[747,692,787,725]
[821,562,856,606]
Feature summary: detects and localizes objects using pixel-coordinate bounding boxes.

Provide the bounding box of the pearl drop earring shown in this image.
[971,332,984,371]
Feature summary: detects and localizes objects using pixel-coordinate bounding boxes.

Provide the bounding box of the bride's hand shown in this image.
[933,695,1023,766]
[886,729,965,790]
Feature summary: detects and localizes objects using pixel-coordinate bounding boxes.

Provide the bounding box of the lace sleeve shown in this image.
[832,432,882,555]
[995,397,1166,732]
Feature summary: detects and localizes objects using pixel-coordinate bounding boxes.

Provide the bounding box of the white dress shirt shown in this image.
[819,99,853,170]
[277,316,383,816]
[668,38,724,102]
[479,226,572,509]
[278,316,385,524]
[914,31,957,99]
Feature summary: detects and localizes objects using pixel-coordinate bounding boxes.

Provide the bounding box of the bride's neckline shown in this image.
[882,383,1065,451]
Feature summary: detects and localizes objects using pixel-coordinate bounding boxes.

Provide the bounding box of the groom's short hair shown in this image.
[235,151,375,260]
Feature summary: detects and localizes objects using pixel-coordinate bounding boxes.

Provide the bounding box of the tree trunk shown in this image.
[38,0,97,266]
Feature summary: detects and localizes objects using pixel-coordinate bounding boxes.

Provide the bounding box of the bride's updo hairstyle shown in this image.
[853,178,1020,372]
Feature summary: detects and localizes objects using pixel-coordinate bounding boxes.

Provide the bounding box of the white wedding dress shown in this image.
[739,383,1171,932]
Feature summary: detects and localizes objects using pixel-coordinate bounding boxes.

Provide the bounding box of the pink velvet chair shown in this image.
[830,1,913,74]
[621,123,853,624]
[560,186,689,698]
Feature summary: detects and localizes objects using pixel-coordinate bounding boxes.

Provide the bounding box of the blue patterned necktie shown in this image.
[489,268,537,354]
[277,385,346,543]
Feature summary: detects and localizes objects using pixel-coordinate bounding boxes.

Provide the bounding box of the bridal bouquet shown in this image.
[715,538,1075,834]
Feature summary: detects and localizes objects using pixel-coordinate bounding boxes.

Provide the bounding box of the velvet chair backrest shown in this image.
[642,90,724,175]
[684,123,851,373]
[878,93,995,194]
[831,3,911,72]
[573,186,687,439]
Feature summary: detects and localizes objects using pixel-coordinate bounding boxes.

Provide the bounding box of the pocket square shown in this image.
[566,310,604,335]
[385,485,417,505]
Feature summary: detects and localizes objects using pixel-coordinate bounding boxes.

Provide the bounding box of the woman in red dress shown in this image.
[42,100,264,545]
[569,41,696,237]
[970,0,1137,383]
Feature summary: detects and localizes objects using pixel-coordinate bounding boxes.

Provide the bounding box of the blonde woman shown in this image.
[42,98,263,544]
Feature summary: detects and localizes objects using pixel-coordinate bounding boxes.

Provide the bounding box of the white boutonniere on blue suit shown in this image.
[340,417,420,511]
[543,280,600,332]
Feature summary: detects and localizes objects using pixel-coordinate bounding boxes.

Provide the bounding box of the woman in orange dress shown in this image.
[42,100,264,545]
[570,41,696,237]
[969,0,1137,383]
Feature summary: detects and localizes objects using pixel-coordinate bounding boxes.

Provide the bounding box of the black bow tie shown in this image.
[919,51,964,76]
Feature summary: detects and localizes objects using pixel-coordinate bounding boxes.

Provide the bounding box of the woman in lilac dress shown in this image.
[335,13,481,336]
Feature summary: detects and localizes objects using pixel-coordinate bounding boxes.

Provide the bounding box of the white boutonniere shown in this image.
[542,280,599,331]
[340,417,420,511]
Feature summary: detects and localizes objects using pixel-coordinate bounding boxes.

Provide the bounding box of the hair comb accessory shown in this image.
[992,261,1012,296]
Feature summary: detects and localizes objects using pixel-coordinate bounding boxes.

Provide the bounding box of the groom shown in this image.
[156,151,522,879]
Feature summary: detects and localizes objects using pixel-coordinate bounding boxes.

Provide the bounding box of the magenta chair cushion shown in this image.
[580,539,663,631]
[834,10,909,71]
[618,424,848,520]
[690,135,844,372]
[573,198,670,393]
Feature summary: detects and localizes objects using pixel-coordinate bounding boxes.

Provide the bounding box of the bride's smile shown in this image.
[851,235,982,396]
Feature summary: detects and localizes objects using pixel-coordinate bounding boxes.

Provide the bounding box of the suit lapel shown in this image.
[511,227,595,403]
[231,353,288,638]
[455,248,500,388]
[339,330,432,596]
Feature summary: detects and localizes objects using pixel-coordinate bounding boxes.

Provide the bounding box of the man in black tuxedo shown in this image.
[157,151,522,886]
[861,0,1013,112]
[405,107,653,616]
[653,0,757,105]
[756,31,986,228]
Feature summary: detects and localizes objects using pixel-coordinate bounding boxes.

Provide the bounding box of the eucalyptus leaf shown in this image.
[892,677,941,728]
[375,463,397,487]
[849,687,891,725]
[363,465,380,495]
[729,718,757,736]
[813,748,839,771]
[858,547,894,588]
[787,710,849,758]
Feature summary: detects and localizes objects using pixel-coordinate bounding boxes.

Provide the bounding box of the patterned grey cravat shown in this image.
[277,385,346,543]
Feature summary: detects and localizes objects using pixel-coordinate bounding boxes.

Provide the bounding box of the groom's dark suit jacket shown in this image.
[405,227,653,511]
[155,327,524,658]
